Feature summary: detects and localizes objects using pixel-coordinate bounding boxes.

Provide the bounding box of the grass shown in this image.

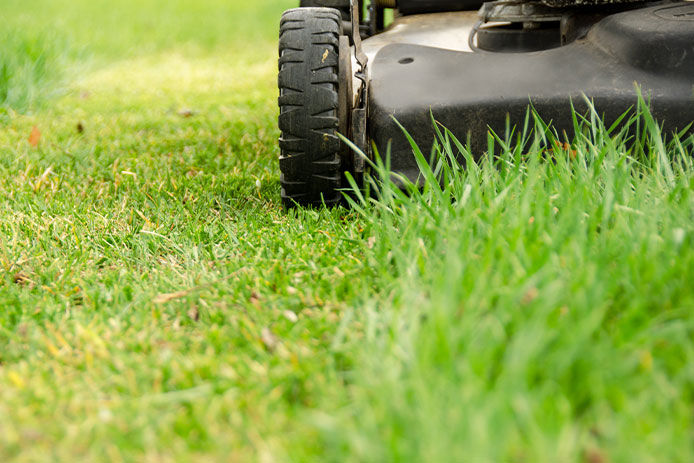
[317,107,694,462]
[1,1,693,462]
[0,28,69,114]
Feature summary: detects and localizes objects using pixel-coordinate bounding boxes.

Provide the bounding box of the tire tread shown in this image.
[278,7,343,207]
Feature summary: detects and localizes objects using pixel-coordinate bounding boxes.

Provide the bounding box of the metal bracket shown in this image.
[350,1,368,74]
[349,0,369,169]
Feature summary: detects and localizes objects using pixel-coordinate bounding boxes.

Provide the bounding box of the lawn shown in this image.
[1,1,693,462]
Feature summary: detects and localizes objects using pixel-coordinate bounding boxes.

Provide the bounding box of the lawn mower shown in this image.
[277,0,694,206]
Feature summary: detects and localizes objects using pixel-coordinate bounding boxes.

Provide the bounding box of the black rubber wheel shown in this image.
[278,8,344,207]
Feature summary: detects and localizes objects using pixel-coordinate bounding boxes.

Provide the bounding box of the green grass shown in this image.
[0,28,69,114]
[1,1,693,462]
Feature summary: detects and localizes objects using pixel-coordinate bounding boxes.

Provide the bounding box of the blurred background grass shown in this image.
[0,0,291,114]
[0,28,70,113]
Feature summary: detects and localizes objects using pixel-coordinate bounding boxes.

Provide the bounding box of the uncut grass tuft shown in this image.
[292,101,694,462]
[0,29,70,114]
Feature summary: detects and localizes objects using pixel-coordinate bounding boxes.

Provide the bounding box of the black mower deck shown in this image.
[368,3,694,182]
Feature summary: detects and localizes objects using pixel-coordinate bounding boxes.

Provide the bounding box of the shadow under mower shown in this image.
[278,0,694,207]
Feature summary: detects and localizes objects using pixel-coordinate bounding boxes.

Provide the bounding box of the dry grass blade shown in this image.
[153,290,191,304]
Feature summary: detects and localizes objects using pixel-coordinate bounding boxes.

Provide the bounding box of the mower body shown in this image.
[365,2,694,181]
[278,1,694,205]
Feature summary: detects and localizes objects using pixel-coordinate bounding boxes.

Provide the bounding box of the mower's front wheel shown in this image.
[278,7,345,207]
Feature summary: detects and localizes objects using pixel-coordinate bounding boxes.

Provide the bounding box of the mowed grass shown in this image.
[1,1,693,462]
